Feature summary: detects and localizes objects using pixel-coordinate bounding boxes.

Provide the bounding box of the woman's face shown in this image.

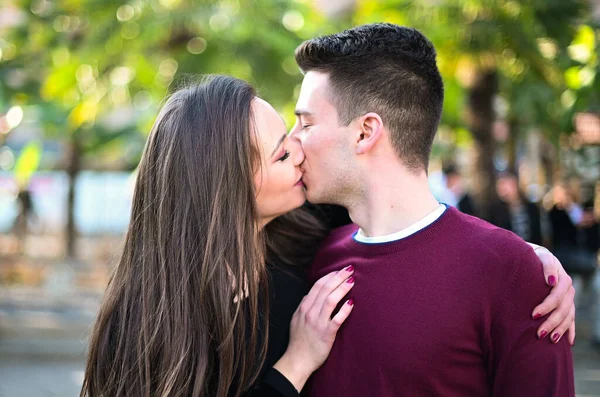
[252,97,306,226]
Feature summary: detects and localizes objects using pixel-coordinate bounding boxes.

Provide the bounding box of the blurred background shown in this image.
[0,0,599,396]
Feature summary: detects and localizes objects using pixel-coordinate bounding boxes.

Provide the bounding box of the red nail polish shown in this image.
[548,275,556,287]
[346,276,355,284]
[533,313,542,320]
[552,333,560,343]
[347,299,354,306]
[539,330,548,339]
[346,265,354,272]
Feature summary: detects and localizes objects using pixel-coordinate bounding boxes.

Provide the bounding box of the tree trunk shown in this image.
[540,136,557,189]
[66,135,81,259]
[507,118,519,173]
[468,69,498,220]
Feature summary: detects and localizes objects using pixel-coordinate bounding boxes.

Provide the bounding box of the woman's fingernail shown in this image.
[539,330,548,339]
[346,276,355,284]
[346,265,354,272]
[552,333,561,343]
[533,313,542,320]
[548,275,556,287]
[347,299,354,306]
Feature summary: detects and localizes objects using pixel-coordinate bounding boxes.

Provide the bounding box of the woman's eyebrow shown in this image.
[270,134,286,157]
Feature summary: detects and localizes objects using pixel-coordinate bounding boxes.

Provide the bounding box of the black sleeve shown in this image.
[243,368,299,397]
[303,203,352,229]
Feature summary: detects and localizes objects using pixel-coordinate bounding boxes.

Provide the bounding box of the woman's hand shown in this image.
[529,243,576,345]
[273,266,355,391]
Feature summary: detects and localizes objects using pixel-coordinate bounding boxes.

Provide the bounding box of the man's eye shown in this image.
[278,150,290,162]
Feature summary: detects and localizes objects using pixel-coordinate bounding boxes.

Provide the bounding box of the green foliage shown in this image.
[0,0,597,171]
[13,139,42,187]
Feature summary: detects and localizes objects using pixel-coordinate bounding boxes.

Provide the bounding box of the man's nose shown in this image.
[290,139,305,166]
[289,129,302,144]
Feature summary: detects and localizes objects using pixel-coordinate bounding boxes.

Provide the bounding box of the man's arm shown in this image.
[491,247,575,397]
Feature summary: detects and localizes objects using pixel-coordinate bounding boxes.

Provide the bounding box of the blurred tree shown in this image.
[0,0,597,258]
[0,0,327,257]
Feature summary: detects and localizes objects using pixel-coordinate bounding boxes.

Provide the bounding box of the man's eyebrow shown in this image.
[270,134,287,157]
[294,109,314,118]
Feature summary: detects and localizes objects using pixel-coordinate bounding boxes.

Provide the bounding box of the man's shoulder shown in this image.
[321,223,359,247]
[308,224,358,278]
[450,209,533,262]
[313,223,359,258]
[451,210,546,311]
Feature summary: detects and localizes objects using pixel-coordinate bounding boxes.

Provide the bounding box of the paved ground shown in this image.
[575,344,600,397]
[2,347,598,397]
[572,307,600,397]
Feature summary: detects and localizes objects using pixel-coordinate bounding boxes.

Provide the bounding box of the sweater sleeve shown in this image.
[490,247,575,397]
[242,368,300,397]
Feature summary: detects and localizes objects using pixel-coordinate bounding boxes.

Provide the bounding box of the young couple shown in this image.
[81,24,575,397]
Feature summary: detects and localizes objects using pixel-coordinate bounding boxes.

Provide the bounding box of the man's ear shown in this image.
[356,112,384,155]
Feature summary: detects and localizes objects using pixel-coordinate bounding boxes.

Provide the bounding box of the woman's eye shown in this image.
[278,150,290,162]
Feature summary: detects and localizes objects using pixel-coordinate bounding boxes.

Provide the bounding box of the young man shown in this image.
[289,24,575,396]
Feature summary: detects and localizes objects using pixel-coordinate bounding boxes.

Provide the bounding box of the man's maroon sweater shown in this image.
[308,206,574,397]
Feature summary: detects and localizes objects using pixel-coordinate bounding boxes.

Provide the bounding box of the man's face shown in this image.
[290,71,355,205]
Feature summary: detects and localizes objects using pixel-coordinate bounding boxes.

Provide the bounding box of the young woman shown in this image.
[81,76,575,397]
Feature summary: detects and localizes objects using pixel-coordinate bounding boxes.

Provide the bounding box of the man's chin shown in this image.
[304,189,325,205]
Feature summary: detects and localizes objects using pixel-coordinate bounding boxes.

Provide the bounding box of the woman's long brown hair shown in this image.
[79,75,330,397]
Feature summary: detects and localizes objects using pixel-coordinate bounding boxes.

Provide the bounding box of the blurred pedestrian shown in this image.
[581,198,600,348]
[549,184,597,278]
[581,199,599,255]
[488,171,543,245]
[12,186,36,255]
[441,163,477,216]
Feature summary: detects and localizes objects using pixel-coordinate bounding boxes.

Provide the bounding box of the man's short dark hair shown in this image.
[295,23,444,171]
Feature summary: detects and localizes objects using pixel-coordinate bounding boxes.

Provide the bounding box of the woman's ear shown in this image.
[356,112,384,155]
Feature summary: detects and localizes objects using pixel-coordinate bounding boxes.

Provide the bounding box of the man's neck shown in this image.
[347,168,440,237]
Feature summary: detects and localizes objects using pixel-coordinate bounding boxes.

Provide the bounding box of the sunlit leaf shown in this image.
[13,140,42,187]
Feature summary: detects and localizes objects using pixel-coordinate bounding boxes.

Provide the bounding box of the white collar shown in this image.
[354,204,446,244]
